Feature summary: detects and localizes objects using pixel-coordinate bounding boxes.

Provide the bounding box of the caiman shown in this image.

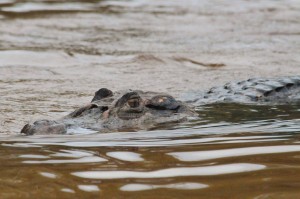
[21,76,300,135]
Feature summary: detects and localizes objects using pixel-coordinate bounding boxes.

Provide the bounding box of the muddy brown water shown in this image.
[1,0,300,198]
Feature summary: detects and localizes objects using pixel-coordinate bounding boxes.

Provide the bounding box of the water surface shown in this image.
[1,0,300,198]
[1,104,300,198]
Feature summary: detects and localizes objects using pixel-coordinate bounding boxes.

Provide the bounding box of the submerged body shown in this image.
[21,76,300,135]
[186,76,300,105]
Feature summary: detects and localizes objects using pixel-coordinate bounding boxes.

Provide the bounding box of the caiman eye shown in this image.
[145,95,180,110]
[127,98,140,108]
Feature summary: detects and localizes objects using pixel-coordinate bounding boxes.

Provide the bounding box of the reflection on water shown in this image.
[106,151,144,162]
[39,172,57,179]
[72,163,266,179]
[169,145,300,161]
[77,185,100,192]
[21,149,107,164]
[120,183,208,191]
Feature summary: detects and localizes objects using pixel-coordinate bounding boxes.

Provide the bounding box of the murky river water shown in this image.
[1,0,300,198]
[1,104,300,198]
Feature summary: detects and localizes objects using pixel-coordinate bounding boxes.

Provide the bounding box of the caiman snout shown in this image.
[21,120,67,135]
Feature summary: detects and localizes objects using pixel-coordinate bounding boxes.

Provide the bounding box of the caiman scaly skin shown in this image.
[21,76,300,135]
[187,76,300,105]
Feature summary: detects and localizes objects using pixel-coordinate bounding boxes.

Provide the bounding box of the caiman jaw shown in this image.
[117,108,145,120]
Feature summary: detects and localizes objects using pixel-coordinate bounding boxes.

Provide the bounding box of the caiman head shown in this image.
[21,88,196,135]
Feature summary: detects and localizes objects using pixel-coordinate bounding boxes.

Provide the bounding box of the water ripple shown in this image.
[168,145,300,161]
[120,182,208,191]
[1,2,95,13]
[106,151,144,162]
[72,163,266,179]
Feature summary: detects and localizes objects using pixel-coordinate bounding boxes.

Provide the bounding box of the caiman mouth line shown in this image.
[117,111,145,120]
